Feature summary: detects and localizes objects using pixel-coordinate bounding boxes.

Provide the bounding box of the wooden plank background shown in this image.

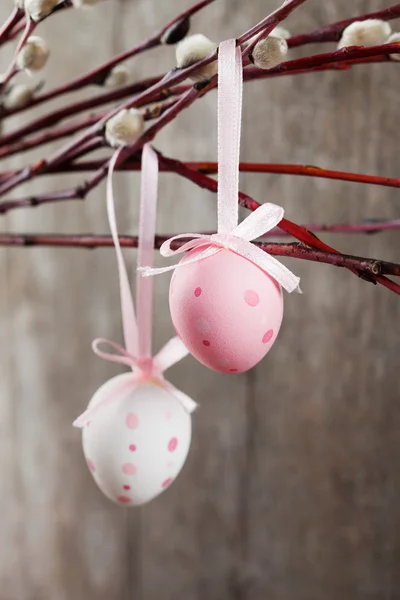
[0,1,399,598]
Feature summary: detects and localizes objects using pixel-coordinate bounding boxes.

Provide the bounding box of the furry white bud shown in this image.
[2,83,34,110]
[387,32,400,61]
[72,0,101,6]
[24,0,59,21]
[251,35,288,70]
[16,36,50,72]
[175,34,218,82]
[104,65,129,88]
[105,108,144,147]
[271,25,291,40]
[338,19,391,49]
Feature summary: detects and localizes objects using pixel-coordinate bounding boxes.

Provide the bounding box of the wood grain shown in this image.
[0,1,399,599]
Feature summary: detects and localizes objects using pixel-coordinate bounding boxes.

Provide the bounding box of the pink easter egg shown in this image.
[82,374,191,506]
[169,248,283,373]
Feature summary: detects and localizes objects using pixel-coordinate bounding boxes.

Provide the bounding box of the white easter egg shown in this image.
[82,373,192,506]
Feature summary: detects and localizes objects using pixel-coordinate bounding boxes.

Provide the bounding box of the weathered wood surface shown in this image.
[0,1,399,599]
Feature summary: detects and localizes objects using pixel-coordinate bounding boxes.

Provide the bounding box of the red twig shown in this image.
[0,6,24,46]
[2,160,400,192]
[0,232,398,288]
[157,154,395,290]
[11,160,396,191]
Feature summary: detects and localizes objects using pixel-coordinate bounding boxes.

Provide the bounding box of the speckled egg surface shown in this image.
[169,248,284,373]
[82,374,192,506]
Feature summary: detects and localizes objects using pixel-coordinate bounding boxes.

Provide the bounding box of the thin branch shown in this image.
[12,160,397,191]
[180,161,400,190]
[0,232,398,285]
[0,6,24,46]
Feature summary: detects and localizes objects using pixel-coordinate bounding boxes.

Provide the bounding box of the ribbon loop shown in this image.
[92,338,139,370]
[232,203,284,241]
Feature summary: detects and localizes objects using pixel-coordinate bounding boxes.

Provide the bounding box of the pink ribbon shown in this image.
[138,39,300,294]
[73,145,197,428]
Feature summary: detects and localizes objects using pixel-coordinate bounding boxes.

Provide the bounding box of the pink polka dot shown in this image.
[162,477,173,488]
[122,463,137,475]
[126,413,139,430]
[166,412,172,420]
[168,437,178,452]
[87,459,95,472]
[244,290,260,307]
[129,444,137,452]
[123,485,131,491]
[194,287,202,297]
[203,340,211,347]
[167,461,174,468]
[118,496,132,504]
[262,329,274,344]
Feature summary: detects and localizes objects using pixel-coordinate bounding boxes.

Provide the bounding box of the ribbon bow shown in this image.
[138,39,300,294]
[73,145,197,429]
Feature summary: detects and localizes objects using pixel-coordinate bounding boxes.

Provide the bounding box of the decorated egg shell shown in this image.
[82,373,192,506]
[169,247,283,374]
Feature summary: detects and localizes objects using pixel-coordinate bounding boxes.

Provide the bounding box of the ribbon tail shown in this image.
[136,144,159,359]
[154,336,189,373]
[163,381,198,414]
[138,263,180,277]
[229,237,301,293]
[232,203,285,241]
[107,149,138,356]
[73,377,140,428]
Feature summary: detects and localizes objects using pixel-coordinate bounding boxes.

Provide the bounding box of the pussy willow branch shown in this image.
[0,0,301,122]
[2,0,398,121]
[0,0,308,192]
[0,0,216,122]
[0,0,306,162]
[289,3,400,46]
[0,96,179,160]
[1,38,399,199]
[1,38,399,168]
[0,18,37,93]
[0,77,171,146]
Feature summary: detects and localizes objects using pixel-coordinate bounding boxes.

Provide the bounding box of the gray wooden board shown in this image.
[0,0,399,599]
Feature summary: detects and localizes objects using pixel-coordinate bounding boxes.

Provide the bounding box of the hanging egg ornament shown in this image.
[82,373,192,506]
[169,247,283,374]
